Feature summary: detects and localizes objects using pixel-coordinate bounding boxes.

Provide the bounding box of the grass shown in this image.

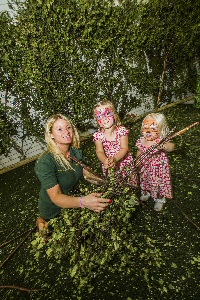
[0,104,200,300]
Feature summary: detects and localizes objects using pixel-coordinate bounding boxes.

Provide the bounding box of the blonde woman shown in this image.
[35,114,111,230]
[136,113,175,211]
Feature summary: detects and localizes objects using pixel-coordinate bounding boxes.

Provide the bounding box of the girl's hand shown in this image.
[158,141,175,152]
[82,193,112,213]
[107,157,116,168]
[103,158,110,169]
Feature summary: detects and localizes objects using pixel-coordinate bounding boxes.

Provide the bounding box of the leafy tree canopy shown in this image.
[0,0,200,154]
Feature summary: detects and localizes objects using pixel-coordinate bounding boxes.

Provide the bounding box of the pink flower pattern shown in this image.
[136,137,173,199]
[93,126,138,186]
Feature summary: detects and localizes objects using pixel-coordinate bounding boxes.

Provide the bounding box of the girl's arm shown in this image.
[108,135,129,167]
[95,140,109,168]
[47,184,111,212]
[114,135,129,162]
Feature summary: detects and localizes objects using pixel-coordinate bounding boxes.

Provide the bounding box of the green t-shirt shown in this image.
[35,147,83,220]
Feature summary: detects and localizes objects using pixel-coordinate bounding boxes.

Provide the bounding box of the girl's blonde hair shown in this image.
[141,113,170,139]
[93,100,121,131]
[45,114,80,170]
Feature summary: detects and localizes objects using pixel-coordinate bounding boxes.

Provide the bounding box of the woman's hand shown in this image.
[82,193,112,213]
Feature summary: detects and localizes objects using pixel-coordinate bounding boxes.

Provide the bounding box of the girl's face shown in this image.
[142,117,160,141]
[95,105,115,129]
[51,119,73,146]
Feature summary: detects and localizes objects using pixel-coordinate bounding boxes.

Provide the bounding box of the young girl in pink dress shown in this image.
[136,113,175,211]
[93,100,138,186]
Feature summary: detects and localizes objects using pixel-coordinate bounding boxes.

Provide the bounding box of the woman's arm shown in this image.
[47,184,110,212]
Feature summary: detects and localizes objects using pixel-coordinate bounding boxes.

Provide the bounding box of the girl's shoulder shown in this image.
[93,129,104,141]
[117,125,129,136]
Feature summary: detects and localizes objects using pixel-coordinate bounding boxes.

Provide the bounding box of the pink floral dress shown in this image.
[93,126,138,186]
[136,137,173,199]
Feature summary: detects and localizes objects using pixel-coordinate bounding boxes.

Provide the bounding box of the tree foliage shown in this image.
[0,0,200,155]
[0,102,17,155]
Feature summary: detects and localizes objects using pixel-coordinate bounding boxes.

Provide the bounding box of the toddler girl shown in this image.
[93,100,138,186]
[136,113,175,211]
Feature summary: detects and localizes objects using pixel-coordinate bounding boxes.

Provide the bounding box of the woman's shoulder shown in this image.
[70,147,83,160]
[36,151,53,163]
[35,151,56,173]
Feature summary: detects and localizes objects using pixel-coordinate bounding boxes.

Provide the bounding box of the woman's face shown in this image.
[95,105,114,129]
[142,117,160,141]
[50,118,73,146]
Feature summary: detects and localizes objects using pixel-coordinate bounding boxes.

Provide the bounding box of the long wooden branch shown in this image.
[134,128,175,169]
[114,121,199,187]
[135,121,199,169]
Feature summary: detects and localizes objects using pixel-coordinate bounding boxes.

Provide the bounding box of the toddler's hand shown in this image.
[103,158,110,169]
[157,142,166,150]
[108,157,116,168]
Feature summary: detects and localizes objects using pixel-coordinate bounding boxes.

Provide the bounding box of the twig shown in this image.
[172,201,200,231]
[0,226,36,270]
[0,285,44,292]
[0,228,33,249]
[4,228,16,242]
